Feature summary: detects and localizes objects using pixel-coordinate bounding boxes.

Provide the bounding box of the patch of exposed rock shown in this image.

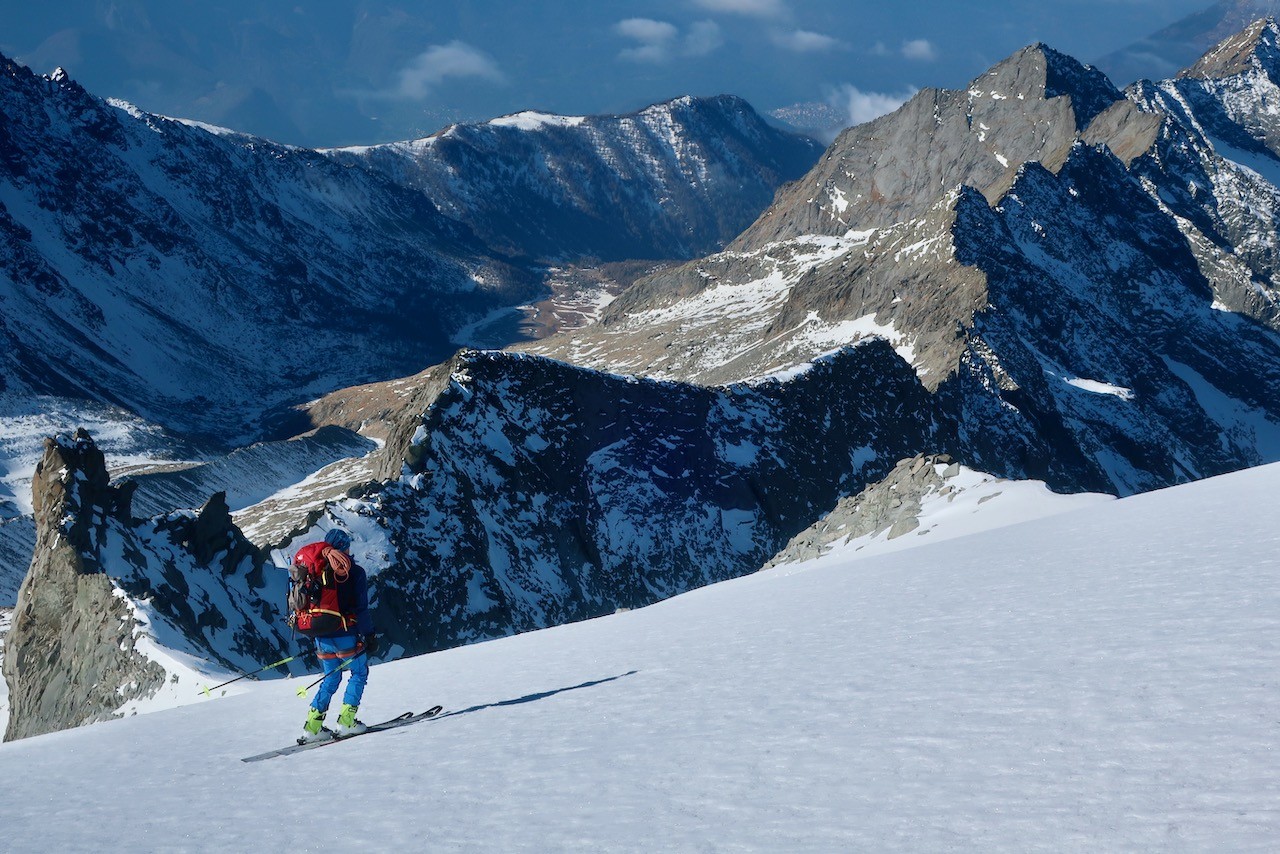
[765,454,962,566]
[3,430,294,741]
[3,431,165,740]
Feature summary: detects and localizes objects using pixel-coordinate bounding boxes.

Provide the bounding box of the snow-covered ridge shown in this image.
[324,93,822,263]
[487,110,586,130]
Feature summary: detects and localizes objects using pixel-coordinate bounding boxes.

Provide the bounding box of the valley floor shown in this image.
[0,463,1277,851]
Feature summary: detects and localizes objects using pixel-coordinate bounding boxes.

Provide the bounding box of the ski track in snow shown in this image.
[0,463,1278,851]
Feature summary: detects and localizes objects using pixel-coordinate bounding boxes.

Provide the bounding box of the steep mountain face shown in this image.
[0,54,539,444]
[292,346,941,655]
[326,96,823,263]
[529,34,1280,496]
[3,431,297,740]
[537,45,1160,388]
[1123,20,1280,328]
[742,45,1125,246]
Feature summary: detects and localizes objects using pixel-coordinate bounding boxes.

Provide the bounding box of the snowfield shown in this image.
[1,462,1278,851]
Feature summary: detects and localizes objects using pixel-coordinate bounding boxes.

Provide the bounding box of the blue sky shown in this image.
[2,1,1220,145]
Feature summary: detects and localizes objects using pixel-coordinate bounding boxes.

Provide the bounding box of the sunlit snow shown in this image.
[0,463,1276,850]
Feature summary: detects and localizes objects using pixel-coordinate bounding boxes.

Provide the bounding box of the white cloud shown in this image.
[830,83,916,127]
[392,42,504,100]
[616,17,722,63]
[902,39,938,61]
[616,18,679,43]
[693,0,787,16]
[773,29,843,52]
[685,20,724,57]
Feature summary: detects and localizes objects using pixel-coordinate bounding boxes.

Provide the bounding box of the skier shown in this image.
[297,528,379,742]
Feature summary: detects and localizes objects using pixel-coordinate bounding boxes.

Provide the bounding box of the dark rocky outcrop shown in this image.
[3,430,295,741]
[315,346,944,655]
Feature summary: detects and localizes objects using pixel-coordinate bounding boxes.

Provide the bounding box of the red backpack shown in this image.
[287,542,356,637]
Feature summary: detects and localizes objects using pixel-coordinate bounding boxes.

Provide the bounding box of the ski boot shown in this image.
[298,707,330,744]
[335,703,368,736]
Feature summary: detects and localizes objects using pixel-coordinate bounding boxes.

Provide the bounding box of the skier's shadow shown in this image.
[433,670,639,720]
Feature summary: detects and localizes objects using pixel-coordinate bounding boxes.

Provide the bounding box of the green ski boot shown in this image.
[335,703,368,736]
[298,708,329,744]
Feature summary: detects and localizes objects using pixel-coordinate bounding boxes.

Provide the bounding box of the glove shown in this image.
[362,633,380,657]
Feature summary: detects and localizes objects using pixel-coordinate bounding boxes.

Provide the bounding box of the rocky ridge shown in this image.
[3,431,297,740]
[301,345,942,655]
[325,95,823,264]
[529,29,1280,497]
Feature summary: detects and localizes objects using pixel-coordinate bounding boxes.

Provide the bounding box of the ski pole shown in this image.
[199,656,298,697]
[296,650,368,698]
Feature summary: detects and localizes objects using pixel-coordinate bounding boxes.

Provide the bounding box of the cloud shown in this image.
[901,39,938,61]
[616,18,723,63]
[685,20,725,57]
[692,0,787,16]
[392,41,504,100]
[616,18,679,43]
[773,29,843,53]
[617,17,677,62]
[829,83,916,127]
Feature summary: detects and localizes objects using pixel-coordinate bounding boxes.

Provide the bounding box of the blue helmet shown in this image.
[324,528,352,551]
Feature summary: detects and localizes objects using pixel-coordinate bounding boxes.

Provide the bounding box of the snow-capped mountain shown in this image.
[15,23,1280,742]
[325,95,823,263]
[530,33,1280,496]
[0,53,540,445]
[0,57,822,612]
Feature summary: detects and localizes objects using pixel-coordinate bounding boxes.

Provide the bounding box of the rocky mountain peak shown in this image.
[30,429,131,537]
[727,41,1126,250]
[987,43,1122,129]
[1181,16,1280,80]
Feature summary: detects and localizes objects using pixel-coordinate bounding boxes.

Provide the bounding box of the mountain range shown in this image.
[9,19,1280,742]
[1097,0,1280,85]
[327,96,822,263]
[0,55,817,447]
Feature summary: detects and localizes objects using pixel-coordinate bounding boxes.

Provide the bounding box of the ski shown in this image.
[241,706,444,762]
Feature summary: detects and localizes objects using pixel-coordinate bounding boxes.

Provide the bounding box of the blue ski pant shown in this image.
[311,634,368,712]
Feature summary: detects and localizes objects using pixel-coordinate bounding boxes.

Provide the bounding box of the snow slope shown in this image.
[0,461,1277,850]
